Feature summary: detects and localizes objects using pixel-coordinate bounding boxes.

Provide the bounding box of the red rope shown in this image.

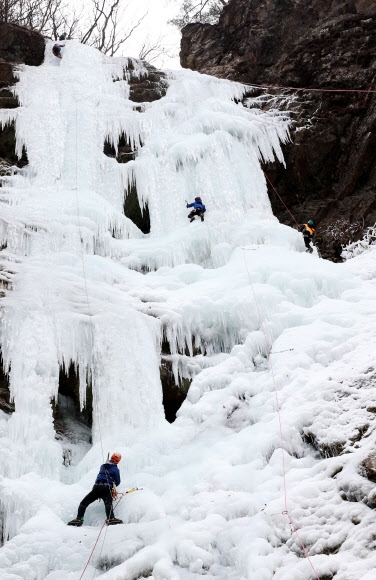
[244,249,320,577]
[263,172,300,226]
[287,513,322,576]
[208,221,246,250]
[77,492,129,580]
[243,81,376,94]
[78,520,107,580]
[206,220,321,579]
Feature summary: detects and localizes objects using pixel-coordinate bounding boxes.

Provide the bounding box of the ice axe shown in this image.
[118,487,143,496]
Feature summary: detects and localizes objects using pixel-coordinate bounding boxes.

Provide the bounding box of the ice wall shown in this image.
[1,39,376,580]
[0,43,167,482]
[0,40,292,478]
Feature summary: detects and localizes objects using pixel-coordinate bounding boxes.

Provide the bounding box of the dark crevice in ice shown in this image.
[103,135,150,234]
[103,134,137,164]
[53,363,92,466]
[124,182,150,234]
[0,121,28,177]
[160,341,191,423]
[0,354,13,415]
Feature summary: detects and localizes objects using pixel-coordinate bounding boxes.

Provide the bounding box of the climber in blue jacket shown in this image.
[187,196,206,222]
[67,452,123,526]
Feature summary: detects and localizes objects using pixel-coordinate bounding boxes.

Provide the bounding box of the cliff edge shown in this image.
[181,0,376,260]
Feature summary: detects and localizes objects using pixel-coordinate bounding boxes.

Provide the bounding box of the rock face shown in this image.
[0,22,45,67]
[0,22,45,104]
[128,60,168,103]
[181,0,376,260]
[0,23,44,171]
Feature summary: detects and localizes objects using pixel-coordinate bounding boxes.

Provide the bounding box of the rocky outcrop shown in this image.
[0,23,44,171]
[0,22,45,68]
[127,60,168,104]
[0,22,45,104]
[181,0,376,260]
[361,454,376,483]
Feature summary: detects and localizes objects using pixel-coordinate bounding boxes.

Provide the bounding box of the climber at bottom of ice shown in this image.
[67,452,123,527]
[52,42,65,59]
[187,196,206,222]
[299,220,315,253]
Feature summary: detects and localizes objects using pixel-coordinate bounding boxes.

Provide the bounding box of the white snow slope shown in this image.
[1,40,376,580]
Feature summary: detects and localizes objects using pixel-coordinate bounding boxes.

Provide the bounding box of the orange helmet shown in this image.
[110,452,122,464]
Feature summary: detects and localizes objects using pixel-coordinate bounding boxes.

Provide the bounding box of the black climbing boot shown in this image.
[68,518,84,527]
[190,217,195,223]
[106,518,123,525]
[200,215,204,222]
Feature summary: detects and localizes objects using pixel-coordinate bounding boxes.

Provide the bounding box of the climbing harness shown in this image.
[303,223,315,237]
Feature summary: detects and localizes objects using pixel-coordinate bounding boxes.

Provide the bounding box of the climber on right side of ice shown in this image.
[52,42,65,59]
[186,196,206,223]
[67,452,123,527]
[299,220,315,253]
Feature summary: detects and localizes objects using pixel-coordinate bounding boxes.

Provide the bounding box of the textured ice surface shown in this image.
[1,39,376,580]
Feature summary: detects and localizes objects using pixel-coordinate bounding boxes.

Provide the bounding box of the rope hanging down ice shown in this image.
[78,489,143,580]
[205,218,321,580]
[69,43,319,577]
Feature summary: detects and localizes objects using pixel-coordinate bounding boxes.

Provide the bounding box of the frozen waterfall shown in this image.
[1,39,376,580]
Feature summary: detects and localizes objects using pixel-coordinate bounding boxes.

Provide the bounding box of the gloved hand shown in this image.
[186,204,189,208]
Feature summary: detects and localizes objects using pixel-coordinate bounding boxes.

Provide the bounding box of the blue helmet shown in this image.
[307,220,314,226]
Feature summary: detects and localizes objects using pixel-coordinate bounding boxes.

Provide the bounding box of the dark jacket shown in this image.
[187,200,206,212]
[299,224,315,239]
[52,43,65,56]
[95,461,120,487]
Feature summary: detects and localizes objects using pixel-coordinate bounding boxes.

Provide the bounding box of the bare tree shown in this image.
[0,0,44,27]
[169,0,227,28]
[1,0,148,55]
[138,34,176,66]
[80,0,147,57]
[0,0,19,24]
[0,0,81,40]
[48,3,82,41]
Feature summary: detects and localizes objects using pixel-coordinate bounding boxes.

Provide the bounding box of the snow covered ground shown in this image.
[0,39,376,580]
